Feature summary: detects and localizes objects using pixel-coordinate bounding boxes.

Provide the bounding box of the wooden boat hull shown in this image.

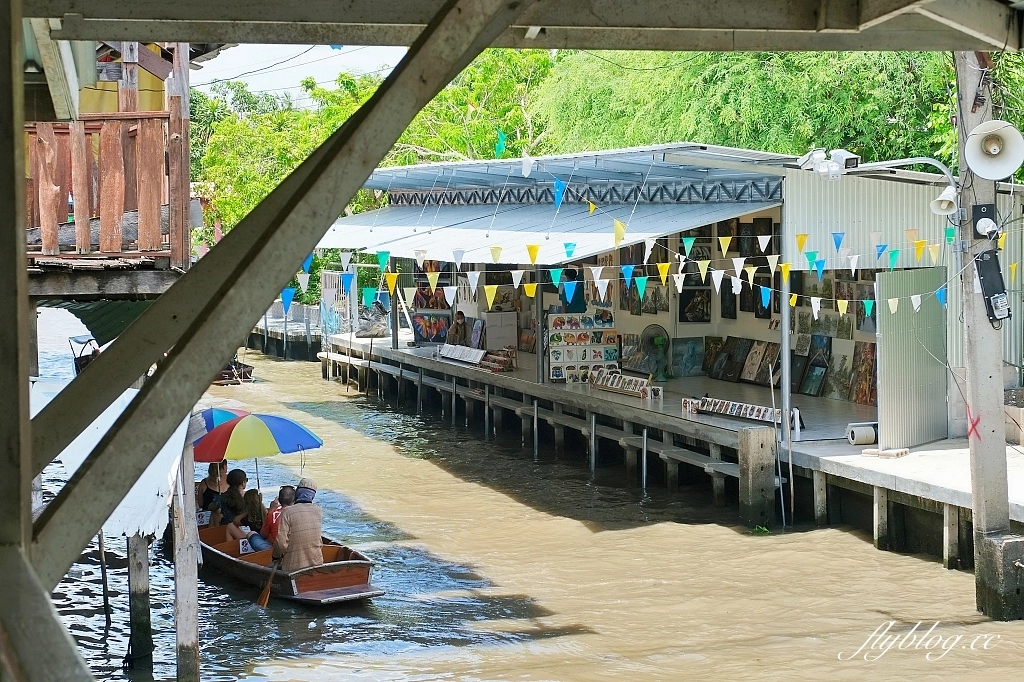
[212,360,254,386]
[199,526,384,604]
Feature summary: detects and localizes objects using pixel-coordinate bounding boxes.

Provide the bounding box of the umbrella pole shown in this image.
[255,459,261,490]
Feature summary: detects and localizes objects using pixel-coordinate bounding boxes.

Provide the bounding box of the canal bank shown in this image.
[214,352,1024,680]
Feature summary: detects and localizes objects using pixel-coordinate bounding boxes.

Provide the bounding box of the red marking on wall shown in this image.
[967,406,982,441]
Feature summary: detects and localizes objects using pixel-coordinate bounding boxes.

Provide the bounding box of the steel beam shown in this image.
[30,0,534,591]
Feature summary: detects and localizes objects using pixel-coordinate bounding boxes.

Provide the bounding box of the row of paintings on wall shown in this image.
[665,335,877,405]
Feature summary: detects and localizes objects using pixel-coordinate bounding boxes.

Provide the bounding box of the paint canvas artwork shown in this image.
[672,337,705,377]
[797,311,811,334]
[807,334,832,369]
[720,290,737,319]
[683,246,712,286]
[655,284,670,312]
[411,313,450,343]
[837,314,854,340]
[702,336,724,373]
[849,341,878,406]
[800,365,827,396]
[793,333,811,356]
[754,275,772,319]
[755,342,781,386]
[620,333,642,369]
[679,289,712,323]
[740,340,767,382]
[709,336,738,379]
[822,339,855,401]
[739,280,754,313]
[856,284,877,333]
[588,279,613,308]
[834,280,856,311]
[721,337,754,382]
[790,353,809,392]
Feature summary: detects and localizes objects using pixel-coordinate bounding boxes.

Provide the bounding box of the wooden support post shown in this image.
[521,395,531,446]
[128,532,154,671]
[98,120,124,252]
[944,504,960,570]
[69,121,92,253]
[167,43,190,269]
[451,377,457,426]
[552,404,564,455]
[483,384,490,439]
[588,412,597,473]
[738,427,776,528]
[664,456,678,492]
[493,404,504,433]
[813,470,828,526]
[417,369,423,413]
[118,41,139,113]
[710,443,726,507]
[35,123,60,255]
[624,446,638,487]
[172,445,199,681]
[873,486,888,551]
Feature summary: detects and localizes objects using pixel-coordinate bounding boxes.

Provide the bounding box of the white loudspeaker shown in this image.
[965,120,1024,180]
[930,185,958,216]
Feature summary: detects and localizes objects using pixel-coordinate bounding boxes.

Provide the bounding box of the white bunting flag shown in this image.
[521,151,534,178]
[323,288,337,306]
[911,294,922,312]
[340,251,353,270]
[732,257,745,278]
[766,254,780,275]
[296,273,310,292]
[810,296,822,320]
[671,273,685,293]
[452,249,465,270]
[596,278,611,300]
[442,286,458,306]
[731,275,742,294]
[467,271,481,291]
[644,238,657,264]
[757,235,771,253]
[838,247,852,260]
[871,231,883,246]
[413,249,426,268]
[849,253,860,276]
[402,287,416,305]
[511,270,525,288]
[589,266,603,282]
[888,297,900,313]
[711,269,725,293]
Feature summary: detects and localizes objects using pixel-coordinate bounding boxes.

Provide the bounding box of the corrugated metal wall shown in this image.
[783,170,949,272]
[876,268,948,449]
[999,191,1023,371]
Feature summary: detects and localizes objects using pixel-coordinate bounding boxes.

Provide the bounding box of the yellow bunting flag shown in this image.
[613,219,627,247]
[523,282,537,297]
[743,265,757,284]
[484,284,498,308]
[999,233,1007,250]
[888,298,899,314]
[1012,262,1019,283]
[718,236,732,255]
[697,260,710,280]
[427,271,440,290]
[780,262,792,282]
[384,272,399,294]
[837,299,849,315]
[789,293,798,307]
[914,239,926,262]
[795,233,809,253]
[928,244,941,265]
[657,262,671,285]
[588,201,597,215]
[526,244,540,265]
[490,246,502,263]
[905,228,919,244]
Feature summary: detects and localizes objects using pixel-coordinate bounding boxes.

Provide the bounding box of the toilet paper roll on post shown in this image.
[847,423,878,445]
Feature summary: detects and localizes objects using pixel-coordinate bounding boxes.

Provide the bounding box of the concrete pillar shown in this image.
[955,51,1024,620]
[738,427,776,528]
[552,404,565,455]
[709,443,725,507]
[624,446,638,487]
[944,504,960,570]
[873,487,888,551]
[813,470,828,526]
[521,395,532,445]
[28,300,37,376]
[665,458,679,492]
[128,532,154,671]
[493,406,504,432]
[172,445,199,681]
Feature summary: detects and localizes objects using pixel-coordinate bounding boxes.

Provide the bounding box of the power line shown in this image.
[192,46,373,88]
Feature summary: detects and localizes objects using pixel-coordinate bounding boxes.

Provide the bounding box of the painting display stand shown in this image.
[590,368,663,400]
[547,311,618,383]
[682,396,782,424]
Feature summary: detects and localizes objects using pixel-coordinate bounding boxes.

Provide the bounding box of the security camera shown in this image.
[829,149,860,170]
[797,148,827,170]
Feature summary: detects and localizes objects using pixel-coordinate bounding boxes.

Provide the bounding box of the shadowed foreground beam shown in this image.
[30,0,533,591]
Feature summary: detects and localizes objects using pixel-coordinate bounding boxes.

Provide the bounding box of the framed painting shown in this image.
[790,353,809,392]
[740,340,767,382]
[739,279,754,313]
[738,222,757,257]
[702,336,724,373]
[800,365,827,396]
[683,246,712,286]
[754,275,772,319]
[679,288,712,322]
[672,337,705,377]
[807,333,832,369]
[720,290,737,319]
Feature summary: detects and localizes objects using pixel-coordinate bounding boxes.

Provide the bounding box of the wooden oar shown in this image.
[257,561,279,608]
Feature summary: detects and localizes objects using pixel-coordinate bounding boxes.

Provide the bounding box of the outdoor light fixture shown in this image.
[930,185,959,216]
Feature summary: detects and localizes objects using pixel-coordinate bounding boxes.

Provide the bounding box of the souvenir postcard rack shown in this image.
[589,368,664,399]
[547,311,618,383]
[682,396,782,423]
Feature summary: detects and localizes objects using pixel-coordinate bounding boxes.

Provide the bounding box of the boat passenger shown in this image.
[221,474,273,551]
[196,459,229,514]
[219,469,248,525]
[261,485,295,546]
[272,477,323,572]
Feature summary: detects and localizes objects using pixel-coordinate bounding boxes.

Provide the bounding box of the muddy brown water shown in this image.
[47,340,1024,680]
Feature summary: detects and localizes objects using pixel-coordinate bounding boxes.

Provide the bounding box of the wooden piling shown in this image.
[873,486,889,551]
[813,470,828,526]
[172,445,200,681]
[127,532,154,671]
[943,503,959,570]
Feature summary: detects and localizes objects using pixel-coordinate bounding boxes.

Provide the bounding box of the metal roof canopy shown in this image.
[28,0,1024,52]
[319,201,780,265]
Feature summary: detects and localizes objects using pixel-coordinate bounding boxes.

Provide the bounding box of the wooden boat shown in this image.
[198,525,385,605]
[212,357,254,385]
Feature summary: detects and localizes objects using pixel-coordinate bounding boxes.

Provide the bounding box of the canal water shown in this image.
[40,309,1024,680]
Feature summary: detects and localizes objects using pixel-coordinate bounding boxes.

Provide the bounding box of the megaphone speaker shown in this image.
[930,185,958,216]
[965,120,1024,180]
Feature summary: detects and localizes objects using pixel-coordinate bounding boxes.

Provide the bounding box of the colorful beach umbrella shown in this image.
[194,414,323,463]
[187,407,249,445]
